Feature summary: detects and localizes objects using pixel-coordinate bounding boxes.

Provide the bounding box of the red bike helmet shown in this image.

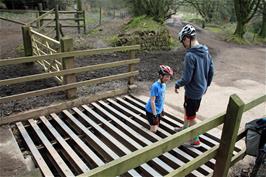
[159,65,173,76]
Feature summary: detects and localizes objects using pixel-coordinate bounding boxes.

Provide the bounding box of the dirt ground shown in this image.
[0,17,265,177]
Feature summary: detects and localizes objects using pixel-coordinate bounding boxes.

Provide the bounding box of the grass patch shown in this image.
[169,36,181,49]
[105,35,119,46]
[124,16,165,32]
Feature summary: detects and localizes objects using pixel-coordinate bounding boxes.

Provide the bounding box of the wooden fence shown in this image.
[0,7,86,36]
[76,94,265,177]
[0,45,140,106]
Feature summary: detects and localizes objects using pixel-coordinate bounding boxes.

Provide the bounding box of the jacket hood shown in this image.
[187,44,209,56]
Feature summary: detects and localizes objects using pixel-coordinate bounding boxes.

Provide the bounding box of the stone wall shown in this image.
[116,29,171,51]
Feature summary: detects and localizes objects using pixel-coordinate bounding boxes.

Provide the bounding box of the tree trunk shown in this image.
[259,2,266,38]
[234,21,246,38]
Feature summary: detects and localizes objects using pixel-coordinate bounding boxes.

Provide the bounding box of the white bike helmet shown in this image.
[178,24,196,42]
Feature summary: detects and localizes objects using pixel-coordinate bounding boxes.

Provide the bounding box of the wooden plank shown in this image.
[0,88,128,125]
[0,59,139,86]
[50,113,104,167]
[16,122,54,177]
[106,98,214,174]
[60,37,76,98]
[32,38,58,53]
[0,16,26,25]
[92,102,206,176]
[62,110,141,177]
[28,119,74,176]
[213,94,245,177]
[31,29,60,45]
[22,26,33,56]
[0,45,141,66]
[244,94,266,112]
[0,71,138,103]
[40,116,89,172]
[73,107,163,177]
[165,146,219,177]
[83,104,175,174]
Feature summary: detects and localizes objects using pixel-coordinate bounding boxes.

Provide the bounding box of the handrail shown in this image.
[0,59,140,86]
[0,45,141,66]
[244,94,266,112]
[0,71,139,104]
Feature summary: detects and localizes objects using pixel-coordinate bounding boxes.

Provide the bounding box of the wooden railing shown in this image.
[0,45,140,105]
[77,94,266,177]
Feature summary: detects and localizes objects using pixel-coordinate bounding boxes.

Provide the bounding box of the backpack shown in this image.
[245,118,266,157]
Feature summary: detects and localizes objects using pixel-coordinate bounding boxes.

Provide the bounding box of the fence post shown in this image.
[99,6,102,26]
[21,26,33,57]
[38,3,43,27]
[55,5,60,41]
[128,49,136,87]
[60,37,77,99]
[213,94,245,177]
[76,0,82,34]
[83,10,86,33]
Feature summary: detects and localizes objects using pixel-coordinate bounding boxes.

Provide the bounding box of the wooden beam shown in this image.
[165,145,219,177]
[21,26,33,56]
[61,37,76,99]
[0,59,140,86]
[0,45,141,66]
[213,94,245,177]
[244,94,266,112]
[0,71,138,103]
[40,116,89,172]
[31,29,60,45]
[0,88,128,125]
[50,113,105,166]
[28,119,74,176]
[16,122,54,177]
[0,16,26,25]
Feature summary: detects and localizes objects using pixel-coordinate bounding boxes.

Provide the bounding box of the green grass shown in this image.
[105,35,119,46]
[124,16,165,32]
